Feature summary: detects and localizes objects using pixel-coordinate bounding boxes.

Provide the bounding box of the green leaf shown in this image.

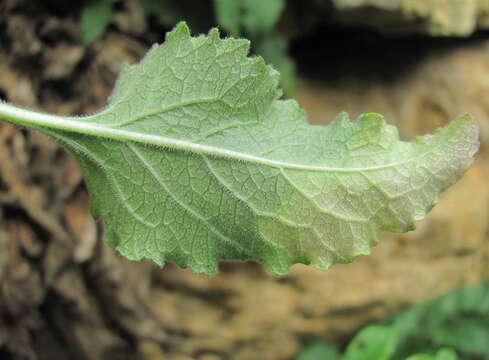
[255,32,297,96]
[213,0,241,36]
[241,0,285,37]
[433,348,458,360]
[81,0,114,44]
[139,0,213,33]
[213,0,285,37]
[296,342,339,360]
[213,0,294,94]
[341,325,398,360]
[406,348,458,360]
[384,282,489,359]
[406,355,433,360]
[0,22,479,275]
[431,318,489,354]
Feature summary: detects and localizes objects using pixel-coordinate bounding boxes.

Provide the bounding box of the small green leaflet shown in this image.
[341,325,398,360]
[0,23,479,275]
[214,0,285,37]
[81,0,114,44]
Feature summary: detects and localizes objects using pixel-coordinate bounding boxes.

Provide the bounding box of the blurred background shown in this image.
[0,0,488,359]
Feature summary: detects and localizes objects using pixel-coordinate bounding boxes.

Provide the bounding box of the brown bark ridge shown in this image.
[0,1,488,360]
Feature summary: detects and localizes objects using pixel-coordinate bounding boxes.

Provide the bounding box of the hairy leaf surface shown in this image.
[0,23,479,274]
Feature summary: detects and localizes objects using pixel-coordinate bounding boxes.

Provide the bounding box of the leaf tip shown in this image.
[166,21,191,41]
[208,26,221,40]
[358,112,385,126]
[337,111,351,121]
[330,111,352,128]
[105,228,120,249]
[454,113,480,150]
[431,113,480,160]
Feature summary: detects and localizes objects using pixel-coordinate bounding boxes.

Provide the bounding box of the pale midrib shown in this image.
[1,102,427,173]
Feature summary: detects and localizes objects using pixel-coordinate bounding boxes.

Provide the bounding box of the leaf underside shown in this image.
[42,22,478,275]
